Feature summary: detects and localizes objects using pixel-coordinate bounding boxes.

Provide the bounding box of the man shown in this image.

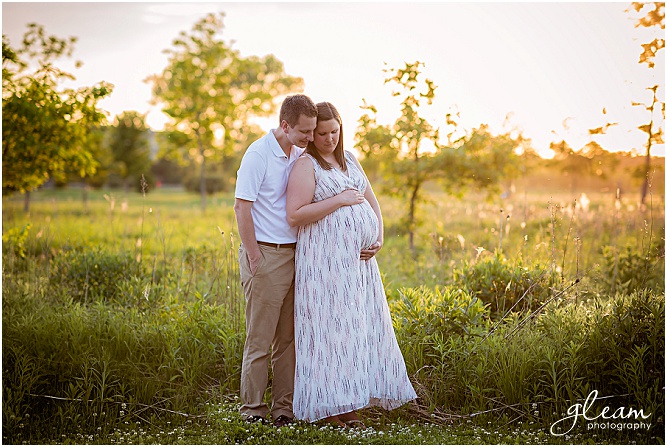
[233,94,318,428]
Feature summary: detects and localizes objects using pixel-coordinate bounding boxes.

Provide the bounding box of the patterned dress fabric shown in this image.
[293,151,417,422]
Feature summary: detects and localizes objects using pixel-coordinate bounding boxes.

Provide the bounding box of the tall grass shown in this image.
[2,185,664,444]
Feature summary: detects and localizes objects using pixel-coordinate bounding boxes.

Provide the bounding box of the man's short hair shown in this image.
[279,94,317,127]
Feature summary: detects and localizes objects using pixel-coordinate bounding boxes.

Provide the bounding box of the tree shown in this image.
[354,100,393,182]
[548,139,619,196]
[356,62,521,251]
[108,111,153,192]
[64,123,111,208]
[80,124,114,190]
[629,2,665,209]
[377,62,442,251]
[452,125,522,196]
[633,85,664,208]
[147,13,303,210]
[2,24,112,211]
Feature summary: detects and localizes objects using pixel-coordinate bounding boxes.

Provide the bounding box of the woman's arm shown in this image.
[286,157,364,228]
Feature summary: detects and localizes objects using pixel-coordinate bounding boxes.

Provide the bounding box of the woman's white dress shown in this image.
[293,151,417,422]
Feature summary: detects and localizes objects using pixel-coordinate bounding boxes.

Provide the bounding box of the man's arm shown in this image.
[233,198,262,274]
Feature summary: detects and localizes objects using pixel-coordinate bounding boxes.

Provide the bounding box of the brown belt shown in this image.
[257,241,297,249]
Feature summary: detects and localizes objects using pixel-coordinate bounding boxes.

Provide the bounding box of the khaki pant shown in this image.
[238,243,296,419]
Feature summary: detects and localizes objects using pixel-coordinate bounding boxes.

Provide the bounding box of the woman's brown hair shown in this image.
[306,102,347,171]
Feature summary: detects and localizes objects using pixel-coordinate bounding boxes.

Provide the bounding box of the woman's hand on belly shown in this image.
[360,241,382,261]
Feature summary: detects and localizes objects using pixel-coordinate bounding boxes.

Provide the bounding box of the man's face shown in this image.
[282,114,317,148]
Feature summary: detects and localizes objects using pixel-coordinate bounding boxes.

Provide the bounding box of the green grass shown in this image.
[3,184,665,445]
[33,399,635,445]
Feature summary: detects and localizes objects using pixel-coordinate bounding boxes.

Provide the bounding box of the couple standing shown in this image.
[233,94,416,428]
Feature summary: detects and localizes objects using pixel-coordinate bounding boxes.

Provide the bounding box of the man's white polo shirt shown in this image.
[235,130,304,244]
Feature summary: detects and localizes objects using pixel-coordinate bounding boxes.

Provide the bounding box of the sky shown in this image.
[2,1,665,158]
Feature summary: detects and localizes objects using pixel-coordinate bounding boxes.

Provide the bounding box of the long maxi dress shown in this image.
[293,150,417,422]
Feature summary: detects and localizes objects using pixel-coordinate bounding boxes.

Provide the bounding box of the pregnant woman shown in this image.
[286,102,417,427]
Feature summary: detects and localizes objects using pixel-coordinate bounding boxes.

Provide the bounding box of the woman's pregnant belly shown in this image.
[325,201,378,251]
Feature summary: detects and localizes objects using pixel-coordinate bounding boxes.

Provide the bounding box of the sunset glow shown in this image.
[3,2,664,158]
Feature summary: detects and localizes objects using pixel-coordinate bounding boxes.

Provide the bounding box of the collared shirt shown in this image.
[235,130,304,244]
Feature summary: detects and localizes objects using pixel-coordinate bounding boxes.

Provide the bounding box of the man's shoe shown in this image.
[273,415,294,428]
[244,415,269,425]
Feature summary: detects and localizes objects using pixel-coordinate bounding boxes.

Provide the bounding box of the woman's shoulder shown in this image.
[293,154,316,171]
[344,150,361,166]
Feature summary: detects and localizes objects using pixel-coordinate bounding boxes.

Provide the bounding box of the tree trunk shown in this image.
[82,184,88,210]
[640,85,657,211]
[23,190,30,213]
[640,141,652,209]
[198,133,206,211]
[408,182,420,252]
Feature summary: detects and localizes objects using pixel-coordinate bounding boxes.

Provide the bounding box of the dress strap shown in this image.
[301,152,322,173]
[302,152,316,163]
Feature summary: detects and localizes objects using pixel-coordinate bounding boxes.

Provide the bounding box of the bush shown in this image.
[151,158,185,185]
[2,223,31,260]
[599,244,665,295]
[453,253,557,315]
[580,289,665,416]
[105,173,156,193]
[2,284,244,443]
[51,247,142,303]
[183,173,229,194]
[392,285,489,341]
[391,285,489,380]
[395,287,664,442]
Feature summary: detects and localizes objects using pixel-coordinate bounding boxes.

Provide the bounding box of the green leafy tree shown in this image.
[147,13,303,210]
[354,100,393,182]
[357,62,521,251]
[2,24,112,211]
[63,124,111,208]
[81,125,114,190]
[108,111,153,192]
[549,138,620,196]
[445,125,523,204]
[378,62,442,251]
[629,2,665,209]
[549,140,591,196]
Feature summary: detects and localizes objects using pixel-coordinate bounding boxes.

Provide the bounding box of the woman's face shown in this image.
[312,119,340,155]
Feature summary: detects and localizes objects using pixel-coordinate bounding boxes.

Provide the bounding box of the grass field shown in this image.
[2,183,665,444]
